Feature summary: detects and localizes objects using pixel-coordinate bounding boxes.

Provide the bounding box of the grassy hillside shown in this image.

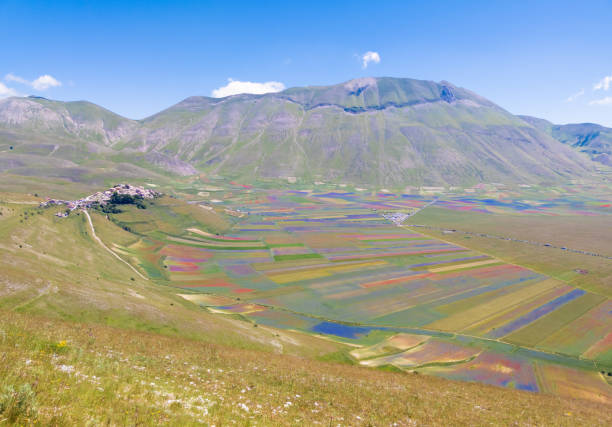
[0,196,341,357]
[1,310,610,426]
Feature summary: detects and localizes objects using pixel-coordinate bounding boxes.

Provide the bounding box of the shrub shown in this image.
[0,383,38,422]
[110,193,143,205]
[108,193,146,209]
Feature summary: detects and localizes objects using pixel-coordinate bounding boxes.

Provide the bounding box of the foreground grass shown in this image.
[1,310,610,426]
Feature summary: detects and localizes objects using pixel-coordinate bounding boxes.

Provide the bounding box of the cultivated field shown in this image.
[2,178,611,418]
[90,181,612,403]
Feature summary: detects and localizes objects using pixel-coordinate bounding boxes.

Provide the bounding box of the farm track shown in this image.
[83,210,148,280]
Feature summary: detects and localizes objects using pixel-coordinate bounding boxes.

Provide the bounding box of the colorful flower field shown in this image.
[128,186,612,400]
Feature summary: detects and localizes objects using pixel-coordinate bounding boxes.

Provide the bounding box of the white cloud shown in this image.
[593,75,612,91]
[589,96,612,106]
[565,89,584,102]
[361,51,381,68]
[4,73,62,90]
[0,82,20,98]
[31,74,62,90]
[211,78,285,98]
[5,73,29,85]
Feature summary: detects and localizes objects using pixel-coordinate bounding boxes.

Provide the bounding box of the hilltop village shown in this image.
[40,184,160,214]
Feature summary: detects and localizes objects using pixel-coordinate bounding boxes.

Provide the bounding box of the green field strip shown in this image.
[537,300,612,360]
[358,237,430,242]
[273,253,325,262]
[318,330,400,347]
[166,275,227,282]
[267,260,389,285]
[266,243,306,248]
[434,277,543,316]
[397,353,481,371]
[267,258,387,275]
[426,278,563,332]
[350,335,431,361]
[583,332,612,365]
[366,281,501,327]
[363,340,482,370]
[408,256,492,272]
[462,282,574,336]
[590,347,612,366]
[136,257,167,279]
[503,293,606,348]
[251,258,334,272]
[432,263,509,278]
[186,232,262,243]
[370,306,446,328]
[386,253,479,267]
[167,234,266,248]
[398,275,543,316]
[326,248,470,263]
[245,285,306,300]
[428,259,502,274]
[165,235,268,250]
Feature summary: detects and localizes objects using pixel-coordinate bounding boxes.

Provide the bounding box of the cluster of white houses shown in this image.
[40,184,160,214]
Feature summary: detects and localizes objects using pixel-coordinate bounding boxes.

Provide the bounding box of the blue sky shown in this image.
[2,0,612,125]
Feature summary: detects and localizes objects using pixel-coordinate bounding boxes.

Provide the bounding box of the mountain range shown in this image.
[0,77,602,187]
[519,115,612,166]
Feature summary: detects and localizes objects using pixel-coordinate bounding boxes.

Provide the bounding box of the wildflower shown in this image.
[57,340,67,348]
[58,364,74,373]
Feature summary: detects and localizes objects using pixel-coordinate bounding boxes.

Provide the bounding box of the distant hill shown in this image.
[0,77,597,186]
[520,115,612,166]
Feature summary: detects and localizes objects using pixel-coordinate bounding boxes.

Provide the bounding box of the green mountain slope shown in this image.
[520,115,612,166]
[0,78,598,187]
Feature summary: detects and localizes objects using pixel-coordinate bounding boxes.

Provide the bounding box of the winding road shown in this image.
[83,210,148,280]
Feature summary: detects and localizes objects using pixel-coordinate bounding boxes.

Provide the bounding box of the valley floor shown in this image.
[1,180,611,424]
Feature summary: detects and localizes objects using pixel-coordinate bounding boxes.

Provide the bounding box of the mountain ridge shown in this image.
[0,77,599,186]
[519,115,612,166]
